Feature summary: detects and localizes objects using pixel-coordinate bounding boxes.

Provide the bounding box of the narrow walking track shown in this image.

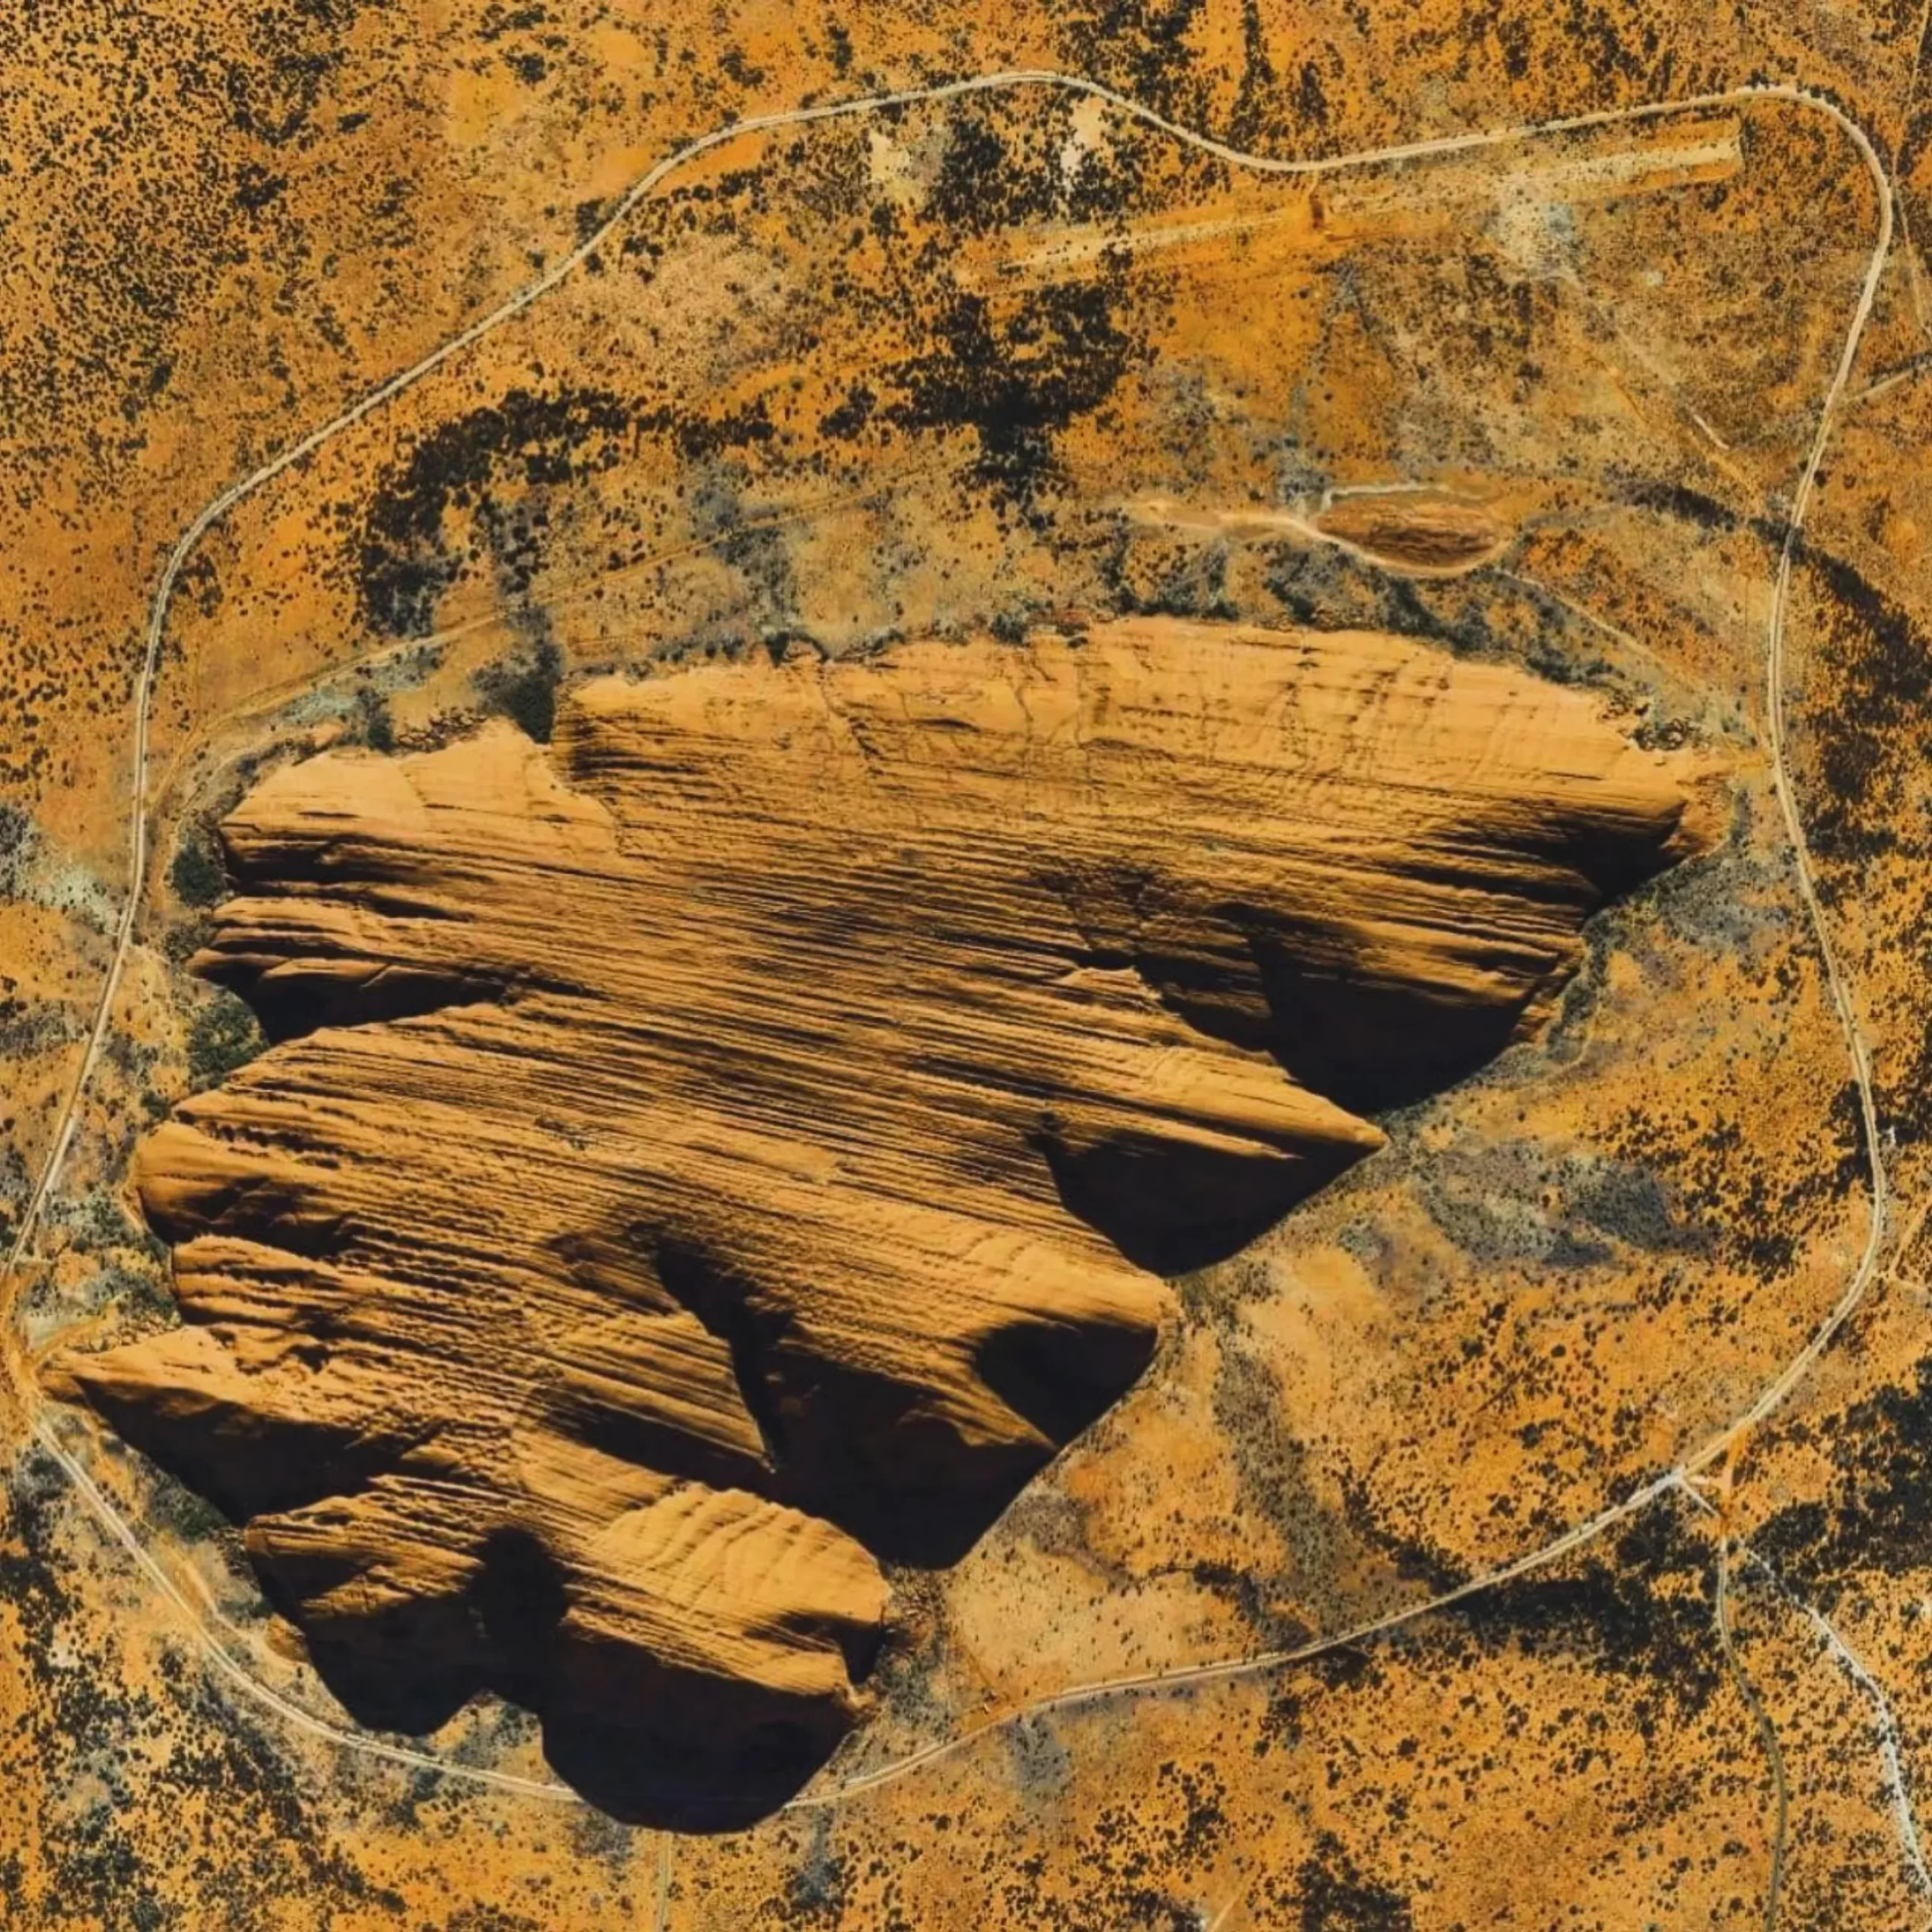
[0,68,1908,1828]
[1678,1477,1932,1922]
[1714,1531,1793,1932]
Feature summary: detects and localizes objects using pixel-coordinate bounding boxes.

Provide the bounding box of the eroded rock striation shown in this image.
[63,616,1690,1816]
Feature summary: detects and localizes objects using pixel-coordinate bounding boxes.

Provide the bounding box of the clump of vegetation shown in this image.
[162,920,211,967]
[0,1146,29,1240]
[0,802,33,897]
[186,991,265,1091]
[0,995,75,1060]
[350,682,396,752]
[99,1261,176,1326]
[144,1472,230,1544]
[474,638,564,742]
[168,825,228,907]
[54,1188,140,1253]
[989,605,1040,645]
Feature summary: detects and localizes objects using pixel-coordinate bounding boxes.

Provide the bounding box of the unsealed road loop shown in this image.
[0,69,1900,1815]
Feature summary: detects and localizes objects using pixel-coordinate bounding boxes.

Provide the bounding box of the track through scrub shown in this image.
[0,69,1903,1819]
[1678,1475,1932,1924]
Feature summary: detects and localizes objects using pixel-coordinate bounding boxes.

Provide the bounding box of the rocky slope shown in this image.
[59,614,1690,1816]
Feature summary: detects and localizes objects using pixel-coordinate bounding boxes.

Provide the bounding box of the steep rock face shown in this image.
[63,617,1690,1817]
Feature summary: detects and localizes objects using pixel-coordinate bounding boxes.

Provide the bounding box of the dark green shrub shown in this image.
[186,992,264,1091]
[168,829,227,907]
[475,639,563,743]
[352,683,396,752]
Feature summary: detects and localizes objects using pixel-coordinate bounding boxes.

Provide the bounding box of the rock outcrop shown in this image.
[62,616,1691,1817]
[1309,491,1509,575]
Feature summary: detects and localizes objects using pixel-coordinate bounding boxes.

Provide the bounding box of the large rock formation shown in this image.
[63,616,1691,1817]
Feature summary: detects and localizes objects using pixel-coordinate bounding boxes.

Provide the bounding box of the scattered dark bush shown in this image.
[0,802,32,897]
